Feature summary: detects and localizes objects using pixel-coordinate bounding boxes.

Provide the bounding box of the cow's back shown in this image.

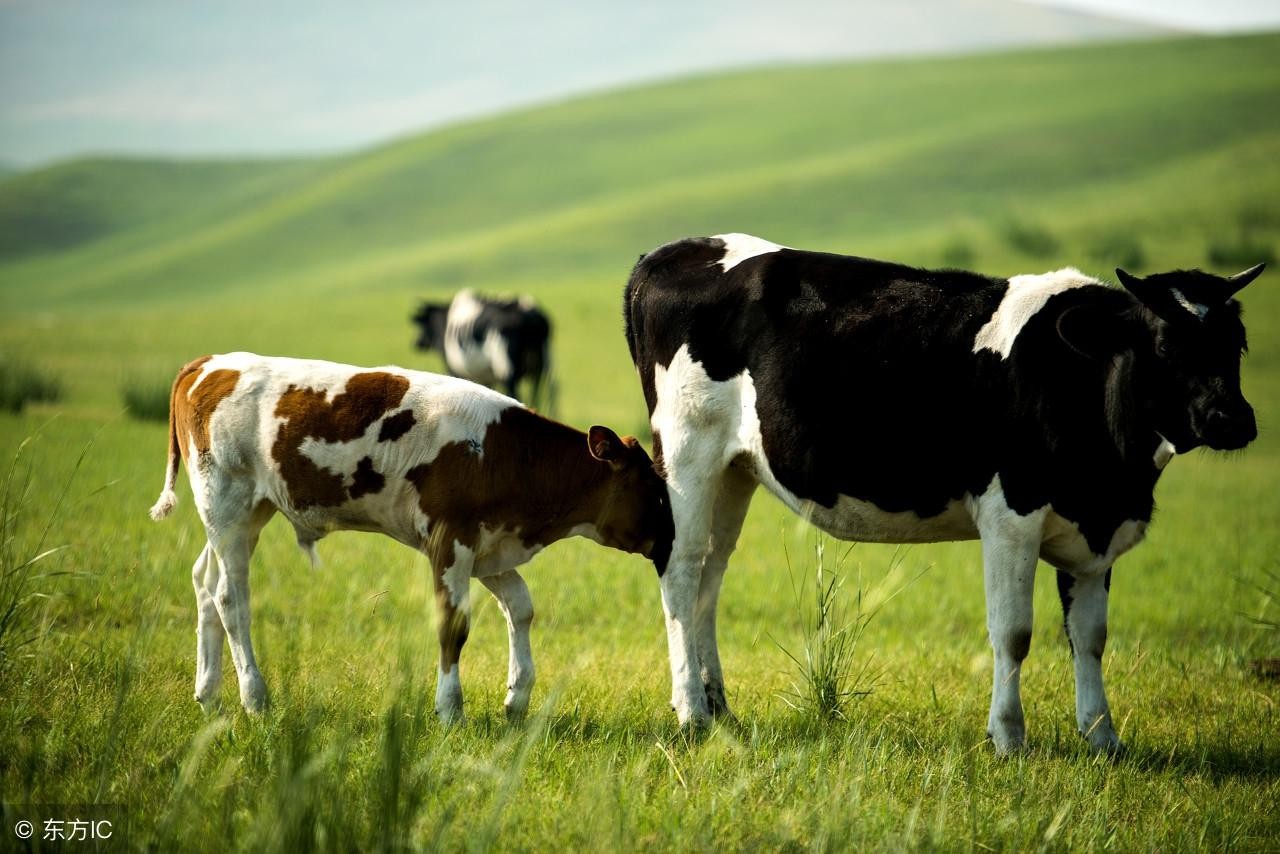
[626,235,1011,519]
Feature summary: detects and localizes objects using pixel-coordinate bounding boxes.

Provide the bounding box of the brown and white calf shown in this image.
[149,352,673,721]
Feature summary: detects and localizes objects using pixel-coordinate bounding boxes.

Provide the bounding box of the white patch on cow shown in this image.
[442,290,502,385]
[1154,435,1177,470]
[481,328,514,382]
[973,268,1100,359]
[472,524,545,577]
[1041,513,1146,576]
[1170,288,1209,320]
[441,542,474,609]
[714,232,785,272]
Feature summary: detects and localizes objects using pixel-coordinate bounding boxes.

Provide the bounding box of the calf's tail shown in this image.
[148,364,187,521]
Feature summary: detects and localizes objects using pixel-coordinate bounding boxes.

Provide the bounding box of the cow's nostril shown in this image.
[1207,409,1230,427]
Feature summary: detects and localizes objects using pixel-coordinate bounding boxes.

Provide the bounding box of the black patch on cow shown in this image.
[1104,568,1112,593]
[378,409,416,442]
[1056,571,1075,654]
[349,456,385,500]
[625,240,1256,559]
[1009,629,1032,664]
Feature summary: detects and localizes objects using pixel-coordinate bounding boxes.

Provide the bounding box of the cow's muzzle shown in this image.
[1200,402,1257,451]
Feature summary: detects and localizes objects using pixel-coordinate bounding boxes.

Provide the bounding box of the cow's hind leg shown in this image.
[1057,569,1122,754]
[432,545,473,724]
[480,570,535,720]
[695,463,755,718]
[974,493,1045,754]
[192,543,225,711]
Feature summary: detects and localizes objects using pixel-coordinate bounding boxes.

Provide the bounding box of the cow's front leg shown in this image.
[975,498,1044,754]
[432,545,473,725]
[1057,569,1122,754]
[695,466,755,719]
[660,479,716,729]
[480,570,535,720]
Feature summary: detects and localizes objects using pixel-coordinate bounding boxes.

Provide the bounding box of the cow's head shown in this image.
[1116,263,1264,452]
[586,425,674,572]
[412,302,449,351]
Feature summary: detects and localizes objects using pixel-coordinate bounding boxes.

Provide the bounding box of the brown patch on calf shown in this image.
[272,372,410,509]
[378,409,416,442]
[404,407,663,569]
[173,357,241,462]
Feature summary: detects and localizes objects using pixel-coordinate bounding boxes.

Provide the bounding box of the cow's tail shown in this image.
[148,363,188,521]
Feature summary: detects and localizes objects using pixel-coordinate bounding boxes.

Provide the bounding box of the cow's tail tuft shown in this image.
[149,363,187,521]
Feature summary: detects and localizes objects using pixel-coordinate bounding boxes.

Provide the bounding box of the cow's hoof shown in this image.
[1084,728,1125,757]
[704,682,733,719]
[987,728,1027,756]
[435,706,466,728]
[240,676,268,715]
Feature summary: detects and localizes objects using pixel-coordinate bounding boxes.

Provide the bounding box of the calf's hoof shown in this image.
[503,688,531,722]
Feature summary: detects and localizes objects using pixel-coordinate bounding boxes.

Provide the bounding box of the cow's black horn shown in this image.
[1225,262,1266,297]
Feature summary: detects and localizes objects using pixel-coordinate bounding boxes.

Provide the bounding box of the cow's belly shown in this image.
[775,488,978,544]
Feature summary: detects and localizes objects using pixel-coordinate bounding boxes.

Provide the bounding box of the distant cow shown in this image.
[149,353,671,722]
[413,290,552,409]
[625,232,1263,753]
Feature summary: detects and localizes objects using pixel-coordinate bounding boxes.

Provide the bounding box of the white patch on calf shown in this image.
[1154,435,1177,470]
[714,233,785,272]
[973,268,1099,359]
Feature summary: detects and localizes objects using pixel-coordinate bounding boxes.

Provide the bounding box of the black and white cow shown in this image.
[624,232,1263,753]
[413,290,553,408]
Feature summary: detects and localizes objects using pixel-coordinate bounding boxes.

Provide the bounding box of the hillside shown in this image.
[0,32,1277,423]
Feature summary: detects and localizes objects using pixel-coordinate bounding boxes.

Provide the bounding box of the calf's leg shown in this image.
[1057,569,1122,754]
[432,545,473,724]
[480,570,535,719]
[191,543,224,711]
[210,529,268,714]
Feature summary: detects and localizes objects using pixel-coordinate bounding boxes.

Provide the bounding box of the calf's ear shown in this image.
[588,425,627,470]
[1056,303,1129,361]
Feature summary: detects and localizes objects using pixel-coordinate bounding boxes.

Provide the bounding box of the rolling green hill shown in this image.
[2,33,1278,314]
[1,31,1278,421]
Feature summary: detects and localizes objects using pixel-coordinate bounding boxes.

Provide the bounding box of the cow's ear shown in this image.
[588,425,626,470]
[1056,303,1128,360]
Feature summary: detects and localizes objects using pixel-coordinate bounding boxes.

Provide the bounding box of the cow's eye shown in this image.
[1156,340,1172,358]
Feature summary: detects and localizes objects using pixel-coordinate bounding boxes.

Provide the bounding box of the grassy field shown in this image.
[2,32,1279,851]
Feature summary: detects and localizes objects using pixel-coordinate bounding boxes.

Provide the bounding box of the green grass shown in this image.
[1,32,1279,851]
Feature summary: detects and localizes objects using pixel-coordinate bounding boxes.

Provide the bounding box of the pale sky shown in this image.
[1,0,1276,168]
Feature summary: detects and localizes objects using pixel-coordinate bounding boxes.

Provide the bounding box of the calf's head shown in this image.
[1117,264,1263,452]
[586,425,674,572]
[412,302,448,351]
